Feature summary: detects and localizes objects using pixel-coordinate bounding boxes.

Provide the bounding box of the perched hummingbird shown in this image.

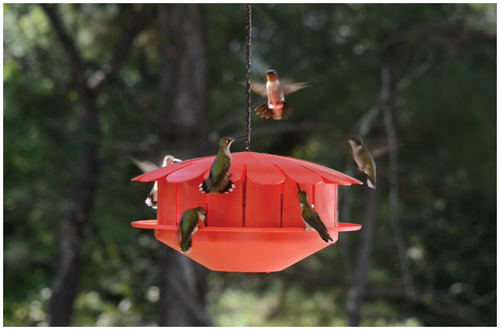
[178,207,207,254]
[131,155,182,208]
[199,137,239,194]
[296,183,333,243]
[246,70,309,120]
[346,136,376,189]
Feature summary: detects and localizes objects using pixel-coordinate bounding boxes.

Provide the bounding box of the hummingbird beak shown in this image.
[296,182,301,191]
[233,135,245,141]
[173,158,182,163]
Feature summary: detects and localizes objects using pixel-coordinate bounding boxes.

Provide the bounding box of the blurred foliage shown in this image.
[3,3,496,326]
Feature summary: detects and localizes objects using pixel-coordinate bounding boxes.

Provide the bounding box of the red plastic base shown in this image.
[132,220,361,273]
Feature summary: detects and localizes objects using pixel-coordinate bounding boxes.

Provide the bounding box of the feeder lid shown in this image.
[132,151,362,186]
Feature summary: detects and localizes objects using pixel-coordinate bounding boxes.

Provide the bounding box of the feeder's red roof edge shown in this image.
[131,151,362,186]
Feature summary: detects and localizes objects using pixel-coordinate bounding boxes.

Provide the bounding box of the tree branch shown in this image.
[92,9,154,94]
[211,107,247,132]
[280,268,349,287]
[40,4,152,325]
[365,287,484,326]
[380,63,415,298]
[280,267,485,325]
[40,4,85,75]
[377,24,496,54]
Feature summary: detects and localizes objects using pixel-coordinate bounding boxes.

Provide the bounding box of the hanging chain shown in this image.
[245,4,252,151]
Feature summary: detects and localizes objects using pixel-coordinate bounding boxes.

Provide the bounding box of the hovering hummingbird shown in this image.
[246,70,309,120]
[131,155,182,208]
[199,137,240,194]
[346,136,376,189]
[296,183,333,243]
[178,207,207,254]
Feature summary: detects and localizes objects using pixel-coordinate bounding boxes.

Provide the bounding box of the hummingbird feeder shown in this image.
[131,5,362,273]
[132,152,362,272]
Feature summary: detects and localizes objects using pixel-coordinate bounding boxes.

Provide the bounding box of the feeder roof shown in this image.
[132,152,362,186]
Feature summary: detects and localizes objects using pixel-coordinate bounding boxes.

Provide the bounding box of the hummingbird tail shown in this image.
[199,179,210,193]
[282,102,293,120]
[200,175,235,194]
[367,176,376,189]
[254,103,274,120]
[219,179,235,194]
[180,231,192,253]
[146,190,157,209]
[180,243,192,254]
[320,230,333,243]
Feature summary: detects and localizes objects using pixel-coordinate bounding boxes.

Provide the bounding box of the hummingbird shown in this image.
[346,136,376,189]
[130,155,182,208]
[199,137,240,194]
[296,183,333,243]
[246,70,309,120]
[178,207,207,254]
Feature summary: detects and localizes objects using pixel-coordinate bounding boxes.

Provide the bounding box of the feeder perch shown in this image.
[132,152,362,273]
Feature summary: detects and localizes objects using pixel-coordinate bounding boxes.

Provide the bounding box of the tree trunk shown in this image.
[157,4,212,326]
[41,4,101,325]
[48,93,100,325]
[41,4,150,324]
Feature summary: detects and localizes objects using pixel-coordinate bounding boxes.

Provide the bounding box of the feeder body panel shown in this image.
[228,163,245,182]
[158,179,177,226]
[176,177,207,225]
[245,180,281,227]
[282,180,315,227]
[313,182,336,227]
[206,179,244,227]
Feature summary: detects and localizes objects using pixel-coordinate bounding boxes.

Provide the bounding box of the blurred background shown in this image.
[3,3,496,326]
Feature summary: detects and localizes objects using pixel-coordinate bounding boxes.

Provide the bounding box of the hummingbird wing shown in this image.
[280,79,310,96]
[211,169,234,194]
[130,157,160,173]
[360,146,376,189]
[303,209,333,243]
[129,156,160,209]
[218,173,235,194]
[238,81,268,97]
[249,82,268,97]
[179,210,200,253]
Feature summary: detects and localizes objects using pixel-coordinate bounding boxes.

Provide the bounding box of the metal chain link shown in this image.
[245,4,252,151]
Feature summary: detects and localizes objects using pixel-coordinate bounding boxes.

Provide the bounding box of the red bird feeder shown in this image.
[132,152,362,273]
